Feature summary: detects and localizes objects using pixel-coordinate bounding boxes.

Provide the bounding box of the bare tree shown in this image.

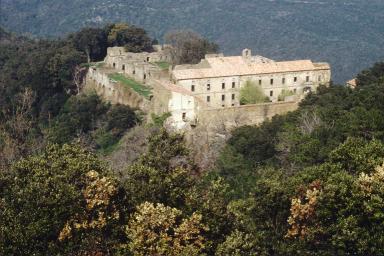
[164,30,219,65]
[299,111,323,135]
[0,88,39,168]
[73,65,88,95]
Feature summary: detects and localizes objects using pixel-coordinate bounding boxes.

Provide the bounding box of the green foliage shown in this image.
[239,80,270,105]
[153,61,171,70]
[357,62,384,87]
[70,27,108,62]
[106,23,153,52]
[122,164,194,210]
[108,73,152,99]
[0,144,122,255]
[139,128,190,172]
[329,137,384,175]
[48,93,109,144]
[278,88,295,101]
[151,112,172,126]
[106,104,139,137]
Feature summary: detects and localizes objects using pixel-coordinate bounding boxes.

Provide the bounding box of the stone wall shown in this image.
[85,67,150,111]
[197,101,299,131]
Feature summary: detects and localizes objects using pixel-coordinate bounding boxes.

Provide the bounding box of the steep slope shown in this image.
[1,0,384,82]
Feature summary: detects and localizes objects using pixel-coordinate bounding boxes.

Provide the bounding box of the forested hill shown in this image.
[1,0,384,83]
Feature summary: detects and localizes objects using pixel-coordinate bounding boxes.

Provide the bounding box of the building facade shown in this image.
[171,49,331,108]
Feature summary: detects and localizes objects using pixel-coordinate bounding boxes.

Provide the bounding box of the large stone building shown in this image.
[171,49,330,108]
[86,47,331,131]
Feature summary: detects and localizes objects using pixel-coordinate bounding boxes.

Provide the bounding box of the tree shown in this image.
[106,104,138,138]
[239,80,270,105]
[0,144,124,255]
[126,202,207,256]
[106,23,153,52]
[71,27,108,63]
[165,30,219,64]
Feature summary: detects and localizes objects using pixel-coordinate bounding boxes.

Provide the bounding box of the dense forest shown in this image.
[1,24,384,255]
[1,0,384,82]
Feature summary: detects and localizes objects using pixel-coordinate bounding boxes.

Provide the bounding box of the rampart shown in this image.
[85,67,150,111]
[198,101,299,130]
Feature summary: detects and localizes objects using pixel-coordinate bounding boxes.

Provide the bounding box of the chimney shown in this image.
[242,48,252,58]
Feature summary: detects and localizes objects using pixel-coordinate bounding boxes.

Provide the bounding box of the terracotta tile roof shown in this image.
[173,56,330,80]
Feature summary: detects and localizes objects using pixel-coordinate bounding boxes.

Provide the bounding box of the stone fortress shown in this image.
[86,45,331,131]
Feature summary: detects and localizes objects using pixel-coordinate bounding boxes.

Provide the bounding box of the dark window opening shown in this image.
[294,77,297,82]
[143,74,147,80]
[207,84,211,91]
[182,112,186,121]
[270,79,274,85]
[282,78,285,84]
[231,103,235,106]
[259,79,262,85]
[222,94,225,101]
[232,94,235,100]
[147,57,150,62]
[306,76,310,82]
[232,82,236,88]
[207,96,210,102]
[222,83,225,89]
[113,63,116,68]
[133,70,136,75]
[270,90,273,97]
[191,85,195,92]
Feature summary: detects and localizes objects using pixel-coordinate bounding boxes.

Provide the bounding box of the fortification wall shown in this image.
[85,68,150,111]
[197,101,299,131]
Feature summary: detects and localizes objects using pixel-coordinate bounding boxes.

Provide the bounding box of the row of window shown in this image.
[206,94,236,102]
[191,76,319,92]
[268,76,310,86]
[191,82,236,92]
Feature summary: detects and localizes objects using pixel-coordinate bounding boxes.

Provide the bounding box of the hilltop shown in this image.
[1,0,384,83]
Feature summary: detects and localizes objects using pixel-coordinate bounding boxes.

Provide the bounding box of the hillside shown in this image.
[1,0,384,83]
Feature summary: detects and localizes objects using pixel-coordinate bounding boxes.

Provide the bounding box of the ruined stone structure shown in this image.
[85,46,331,131]
[104,45,172,83]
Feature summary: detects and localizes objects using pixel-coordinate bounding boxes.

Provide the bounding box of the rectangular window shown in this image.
[207,84,211,91]
[294,77,297,82]
[232,94,235,100]
[306,76,310,82]
[122,65,125,71]
[182,112,186,120]
[222,83,225,89]
[133,70,136,75]
[282,78,285,84]
[270,79,274,85]
[113,63,116,68]
[259,79,262,85]
[207,96,210,102]
[232,82,236,88]
[191,85,195,92]
[222,104,225,107]
[270,90,273,97]
[222,94,225,101]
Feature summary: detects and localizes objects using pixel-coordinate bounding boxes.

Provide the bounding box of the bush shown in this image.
[240,80,270,105]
